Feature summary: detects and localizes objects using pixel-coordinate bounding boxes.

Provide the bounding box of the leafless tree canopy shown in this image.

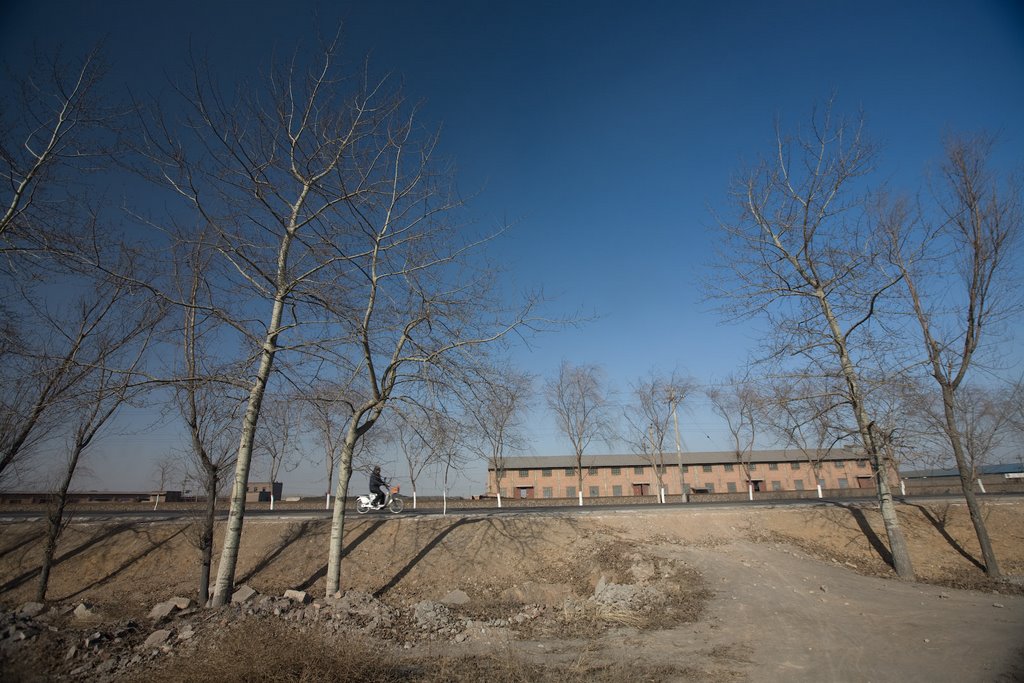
[545,361,615,496]
[710,100,915,578]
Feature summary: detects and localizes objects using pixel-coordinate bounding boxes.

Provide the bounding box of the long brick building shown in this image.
[487,449,895,500]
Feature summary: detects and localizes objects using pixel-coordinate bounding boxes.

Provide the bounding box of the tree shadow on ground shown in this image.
[374,517,483,599]
[0,530,44,561]
[905,502,984,571]
[237,520,319,585]
[0,522,136,595]
[59,525,189,601]
[296,520,386,592]
[823,501,894,569]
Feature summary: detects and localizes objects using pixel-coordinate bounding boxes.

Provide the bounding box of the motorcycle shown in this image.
[356,484,404,514]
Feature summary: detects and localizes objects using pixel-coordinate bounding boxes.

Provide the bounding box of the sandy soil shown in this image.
[2,499,1023,681]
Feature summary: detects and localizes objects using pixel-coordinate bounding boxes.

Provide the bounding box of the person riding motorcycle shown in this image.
[369,466,389,508]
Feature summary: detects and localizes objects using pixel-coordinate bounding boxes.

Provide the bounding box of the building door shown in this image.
[750,480,763,492]
[516,486,534,499]
[632,483,650,496]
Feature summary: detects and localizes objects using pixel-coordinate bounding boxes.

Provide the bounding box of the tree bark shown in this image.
[940,385,1000,576]
[210,293,285,606]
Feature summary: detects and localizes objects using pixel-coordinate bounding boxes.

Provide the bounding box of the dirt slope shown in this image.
[2,499,1023,681]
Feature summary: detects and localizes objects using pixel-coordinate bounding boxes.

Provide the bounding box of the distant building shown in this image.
[902,463,1024,493]
[245,481,283,503]
[487,449,895,499]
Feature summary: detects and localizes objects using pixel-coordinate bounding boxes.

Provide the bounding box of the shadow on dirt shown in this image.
[59,526,189,601]
[905,502,984,571]
[0,530,44,561]
[237,520,320,585]
[0,521,137,595]
[296,520,386,591]
[374,518,483,598]
[821,502,894,568]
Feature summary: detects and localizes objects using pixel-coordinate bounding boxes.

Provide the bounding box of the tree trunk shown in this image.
[325,425,359,596]
[210,315,281,606]
[819,292,915,579]
[36,446,82,602]
[871,452,915,578]
[198,473,218,606]
[940,386,1000,576]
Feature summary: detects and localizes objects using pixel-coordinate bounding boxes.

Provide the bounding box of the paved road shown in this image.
[3,493,1021,523]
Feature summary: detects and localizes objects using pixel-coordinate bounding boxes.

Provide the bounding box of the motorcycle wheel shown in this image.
[388,497,404,513]
[356,500,370,514]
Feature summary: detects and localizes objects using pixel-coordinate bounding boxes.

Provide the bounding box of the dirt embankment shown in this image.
[2,500,1023,682]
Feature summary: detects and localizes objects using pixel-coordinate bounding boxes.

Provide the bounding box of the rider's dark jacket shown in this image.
[369,470,386,495]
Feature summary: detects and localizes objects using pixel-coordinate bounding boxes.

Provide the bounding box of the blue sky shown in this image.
[3,0,1023,495]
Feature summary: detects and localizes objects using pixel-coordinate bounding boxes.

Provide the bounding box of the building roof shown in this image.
[902,463,1024,479]
[491,449,862,471]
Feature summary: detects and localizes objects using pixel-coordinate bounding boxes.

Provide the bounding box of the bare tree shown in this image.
[624,370,696,502]
[303,382,348,510]
[545,361,614,505]
[882,134,1021,577]
[0,48,124,486]
[705,375,763,499]
[711,101,915,578]
[151,456,178,510]
[256,397,301,510]
[0,47,115,259]
[763,376,847,498]
[169,234,244,605]
[137,35,415,606]
[36,271,159,601]
[464,366,533,507]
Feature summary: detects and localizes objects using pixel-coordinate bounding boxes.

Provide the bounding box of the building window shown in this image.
[838,478,849,488]
[794,480,804,490]
[727,482,737,493]
[705,483,715,493]
[588,486,600,497]
[543,487,553,498]
[612,485,622,496]
[818,478,826,488]
[588,467,598,475]
[834,461,845,468]
[724,463,734,472]
[791,462,801,470]
[633,466,644,474]
[566,486,576,497]
[857,461,868,469]
[564,467,575,476]
[703,464,713,473]
[542,468,552,477]
[771,481,782,491]
[749,463,757,471]
[518,469,529,478]
[680,465,688,472]
[611,467,621,475]
[769,463,779,471]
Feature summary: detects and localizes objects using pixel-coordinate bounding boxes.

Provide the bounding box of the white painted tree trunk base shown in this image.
[816,484,823,499]
[578,491,583,506]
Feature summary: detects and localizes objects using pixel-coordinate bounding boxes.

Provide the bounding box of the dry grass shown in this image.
[122,616,689,683]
